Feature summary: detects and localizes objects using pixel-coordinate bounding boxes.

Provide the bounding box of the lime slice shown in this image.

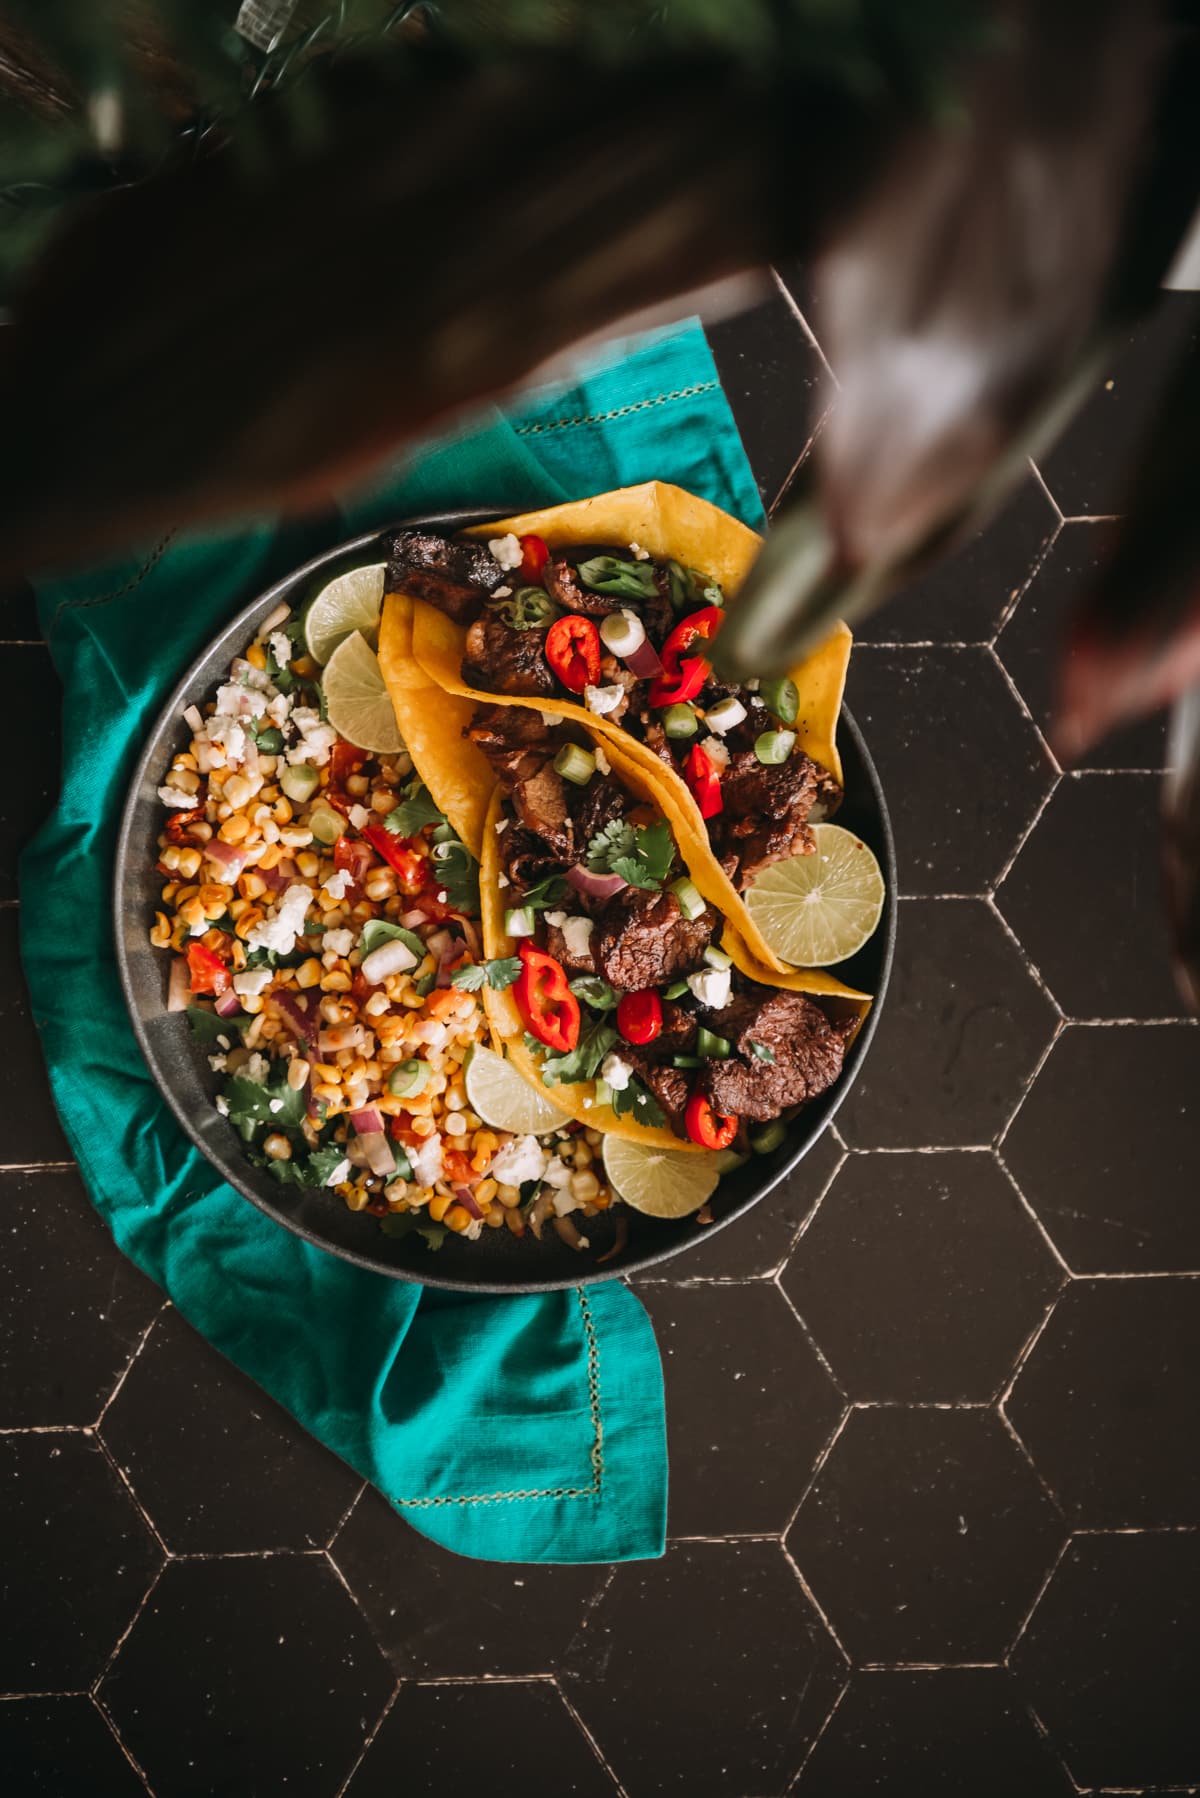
[464,1046,564,1136]
[304,564,386,666]
[322,630,404,754]
[602,1137,720,1219]
[744,822,885,967]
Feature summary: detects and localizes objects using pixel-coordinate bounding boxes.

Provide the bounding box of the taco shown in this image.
[377,482,850,976]
[374,671,871,1150]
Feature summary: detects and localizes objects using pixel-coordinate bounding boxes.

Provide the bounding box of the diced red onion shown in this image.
[260,860,288,892]
[349,1106,383,1135]
[566,863,628,900]
[273,988,317,1044]
[452,1184,484,1220]
[356,1131,396,1177]
[625,638,664,679]
[203,838,246,879]
[167,958,191,1012]
[214,989,242,1019]
[434,931,467,988]
[400,908,428,930]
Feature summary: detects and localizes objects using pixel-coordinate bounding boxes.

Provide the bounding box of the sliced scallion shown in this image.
[754,729,796,766]
[696,1026,731,1059]
[760,676,799,725]
[280,763,320,803]
[388,1059,430,1098]
[663,703,698,739]
[668,876,705,921]
[703,946,733,971]
[504,906,536,938]
[749,1119,788,1154]
[553,743,596,786]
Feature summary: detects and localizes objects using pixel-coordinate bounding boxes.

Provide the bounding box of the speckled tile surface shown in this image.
[3,287,1199,1798]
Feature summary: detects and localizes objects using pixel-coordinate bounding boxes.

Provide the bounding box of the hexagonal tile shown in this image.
[1010,1532,1200,1790]
[0,1695,147,1797]
[782,1153,1062,1403]
[996,775,1188,1019]
[99,1556,392,1796]
[0,1433,161,1691]
[844,649,1054,895]
[707,287,828,511]
[330,1483,604,1675]
[1002,1025,1200,1273]
[344,1680,617,1798]
[853,474,1059,646]
[795,1669,1072,1796]
[99,1306,362,1552]
[667,1128,843,1281]
[995,522,1167,770]
[1033,290,1200,519]
[562,1541,843,1798]
[786,1409,1063,1664]
[0,907,70,1165]
[1006,1278,1200,1527]
[0,1167,160,1428]
[635,1284,843,1537]
[836,900,1058,1150]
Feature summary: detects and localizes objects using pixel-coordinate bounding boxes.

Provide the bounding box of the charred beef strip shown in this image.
[622,1055,691,1135]
[387,529,504,624]
[463,615,557,698]
[466,705,575,859]
[594,887,717,992]
[718,747,822,887]
[640,716,676,768]
[574,774,628,843]
[502,827,564,895]
[699,987,854,1121]
[511,765,574,860]
[656,998,699,1056]
[545,556,623,617]
[544,919,597,975]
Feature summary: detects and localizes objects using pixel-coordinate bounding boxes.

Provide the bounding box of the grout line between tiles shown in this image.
[91,1690,157,1795]
[92,1432,172,1560]
[994,1016,1067,1151]
[0,1160,76,1172]
[986,643,1063,775]
[325,1479,368,1551]
[1002,1532,1073,1662]
[1023,1698,1087,1794]
[332,1679,401,1798]
[1026,458,1065,525]
[774,1274,849,1398]
[768,402,835,519]
[94,1303,168,1430]
[785,1144,848,1254]
[857,1659,1003,1672]
[992,1154,1074,1277]
[770,268,837,382]
[784,1671,851,1794]
[0,1422,88,1435]
[780,1536,852,1663]
[91,1561,168,1699]
[782,1406,852,1541]
[991,770,1063,891]
[555,1676,632,1798]
[996,1400,1069,1521]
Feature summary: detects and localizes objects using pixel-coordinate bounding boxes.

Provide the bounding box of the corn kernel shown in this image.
[291,654,319,678]
[149,911,172,948]
[296,851,320,880]
[295,957,322,989]
[443,1087,465,1112]
[343,1185,369,1211]
[219,813,250,845]
[223,772,253,809]
[363,991,390,1018]
[263,1132,292,1160]
[346,774,370,796]
[364,869,396,903]
[168,766,200,793]
[197,882,231,917]
[444,1113,468,1137]
[176,847,203,880]
[476,1178,498,1204]
[371,788,397,814]
[496,1183,521,1208]
[428,1192,452,1223]
[234,906,264,941]
[312,1062,341,1083]
[241,993,265,1015]
[485,1208,505,1228]
[411,1115,435,1138]
[444,1205,473,1233]
[172,751,199,773]
[244,642,268,670]
[473,1131,498,1160]
[286,1058,310,1092]
[571,1170,600,1201]
[462,1112,481,1131]
[313,1082,343,1108]
[320,969,353,993]
[504,1208,525,1238]
[160,845,181,872]
[272,796,294,825]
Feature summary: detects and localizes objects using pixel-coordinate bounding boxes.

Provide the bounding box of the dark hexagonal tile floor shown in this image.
[562,1540,844,1798]
[0,905,70,1165]
[836,899,1058,1150]
[0,1694,148,1797]
[786,1408,1063,1665]
[99,1555,393,1797]
[1002,1024,1200,1273]
[98,1305,362,1554]
[636,1282,843,1537]
[796,1668,1073,1796]
[844,648,1054,895]
[0,1433,161,1693]
[782,1153,1062,1403]
[344,1680,618,1798]
[330,1483,605,1676]
[995,775,1188,1019]
[1011,1531,1200,1791]
[1006,1278,1200,1528]
[0,1166,161,1428]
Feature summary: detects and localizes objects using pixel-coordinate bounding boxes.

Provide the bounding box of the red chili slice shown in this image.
[685,1090,738,1150]
[616,989,663,1046]
[513,941,581,1054]
[186,940,231,996]
[648,656,708,708]
[684,744,723,820]
[518,534,550,583]
[361,825,427,894]
[546,615,602,695]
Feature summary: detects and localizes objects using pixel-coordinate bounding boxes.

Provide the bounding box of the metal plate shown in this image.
[115,514,896,1292]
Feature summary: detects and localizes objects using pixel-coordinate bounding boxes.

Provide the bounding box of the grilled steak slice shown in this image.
[387,529,504,624]
[699,987,854,1121]
[463,616,556,698]
[657,998,698,1056]
[623,1054,690,1135]
[467,703,555,782]
[573,774,629,843]
[594,887,717,991]
[502,827,564,895]
[640,716,677,769]
[545,556,624,616]
[512,766,574,859]
[719,748,823,887]
[544,918,597,975]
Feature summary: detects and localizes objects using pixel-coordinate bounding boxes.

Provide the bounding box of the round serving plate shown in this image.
[115,512,896,1293]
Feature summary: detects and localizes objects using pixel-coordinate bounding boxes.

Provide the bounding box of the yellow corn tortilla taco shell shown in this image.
[397,481,851,974]
[476,756,871,1148]
[377,591,492,857]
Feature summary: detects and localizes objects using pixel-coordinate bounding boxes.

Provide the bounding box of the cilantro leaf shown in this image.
[432,839,481,916]
[538,1018,619,1088]
[379,1212,448,1250]
[453,956,522,993]
[187,1004,234,1043]
[568,975,619,1012]
[609,820,675,891]
[610,1077,667,1129]
[358,919,426,964]
[385,779,447,838]
[450,962,487,993]
[223,1070,306,1132]
[308,1142,351,1185]
[749,1041,776,1064]
[612,855,660,891]
[515,871,569,913]
[414,970,437,997]
[585,817,636,872]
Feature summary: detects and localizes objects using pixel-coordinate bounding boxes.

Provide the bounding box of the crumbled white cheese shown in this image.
[324,927,355,956]
[231,657,270,690]
[268,630,293,670]
[285,707,337,768]
[244,1052,271,1086]
[552,1188,584,1216]
[542,1158,573,1190]
[688,967,731,1010]
[495,817,509,833]
[594,745,610,775]
[601,1052,633,1091]
[245,883,314,958]
[488,533,524,571]
[158,783,199,809]
[544,910,567,928]
[188,914,209,938]
[208,1053,228,1073]
[215,1094,230,1117]
[268,1098,285,1114]
[408,1133,445,1187]
[628,541,651,560]
[205,715,248,765]
[216,1034,231,1051]
[216,681,267,719]
[323,870,352,902]
[348,804,370,831]
[233,967,274,997]
[702,736,730,773]
[266,691,291,728]
[324,1157,351,1187]
[489,1134,548,1186]
[584,684,625,717]
[493,585,512,599]
[539,710,565,728]
[561,915,595,961]
[746,677,761,691]
[497,874,510,888]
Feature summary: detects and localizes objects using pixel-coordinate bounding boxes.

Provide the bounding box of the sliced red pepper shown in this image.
[518,533,550,584]
[617,989,663,1046]
[362,825,427,893]
[186,940,231,996]
[684,744,723,820]
[164,802,206,845]
[648,656,708,708]
[649,604,724,706]
[513,940,581,1054]
[546,615,602,694]
[443,1149,476,1185]
[685,1090,738,1150]
[326,738,367,815]
[333,834,374,896]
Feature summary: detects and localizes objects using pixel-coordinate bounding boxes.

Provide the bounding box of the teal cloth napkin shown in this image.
[19,321,765,1564]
